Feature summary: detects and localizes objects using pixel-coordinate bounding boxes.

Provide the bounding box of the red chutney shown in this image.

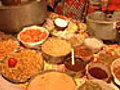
[88,67,108,79]
[20,29,47,43]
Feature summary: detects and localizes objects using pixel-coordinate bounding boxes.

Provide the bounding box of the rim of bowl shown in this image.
[1,49,44,83]
[86,62,111,81]
[111,58,120,86]
[17,26,49,46]
[75,79,119,90]
[27,70,77,90]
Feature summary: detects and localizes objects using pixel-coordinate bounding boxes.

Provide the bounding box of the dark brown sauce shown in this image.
[65,58,86,72]
[88,67,108,79]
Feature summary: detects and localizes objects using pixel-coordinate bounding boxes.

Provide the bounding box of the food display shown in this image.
[84,38,103,53]
[51,16,79,39]
[54,18,68,31]
[65,21,78,33]
[74,46,93,63]
[0,32,19,62]
[41,38,71,63]
[17,26,49,49]
[76,80,102,90]
[111,58,120,86]
[88,67,108,79]
[1,49,44,83]
[68,34,84,47]
[113,66,120,81]
[86,62,111,82]
[27,71,76,90]
[0,12,119,90]
[76,80,119,90]
[43,18,55,30]
[98,51,120,65]
[64,57,86,77]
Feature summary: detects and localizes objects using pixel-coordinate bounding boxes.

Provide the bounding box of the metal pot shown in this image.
[86,11,120,40]
[0,0,47,33]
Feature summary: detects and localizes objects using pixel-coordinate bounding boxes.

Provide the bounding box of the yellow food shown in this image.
[42,38,71,57]
[66,22,78,33]
[0,31,18,61]
[2,49,44,83]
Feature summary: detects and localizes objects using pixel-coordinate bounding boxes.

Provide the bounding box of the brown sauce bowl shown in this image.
[86,62,111,82]
[74,46,93,63]
[64,57,86,78]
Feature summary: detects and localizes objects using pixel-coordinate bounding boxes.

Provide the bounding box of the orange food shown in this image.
[1,49,44,83]
[0,39,18,61]
[0,31,19,61]
[20,29,47,43]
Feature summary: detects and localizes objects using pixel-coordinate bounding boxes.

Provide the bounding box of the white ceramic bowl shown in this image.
[17,26,49,49]
[86,62,111,82]
[84,38,103,53]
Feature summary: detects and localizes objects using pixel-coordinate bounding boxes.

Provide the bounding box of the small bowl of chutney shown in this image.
[86,62,111,82]
[64,57,86,78]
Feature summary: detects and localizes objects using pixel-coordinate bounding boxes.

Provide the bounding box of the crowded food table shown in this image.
[0,11,120,90]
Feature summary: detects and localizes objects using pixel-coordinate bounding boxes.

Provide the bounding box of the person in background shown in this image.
[101,0,120,13]
[46,0,89,21]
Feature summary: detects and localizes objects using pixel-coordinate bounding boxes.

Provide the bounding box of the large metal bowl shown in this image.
[86,11,120,40]
[0,0,47,33]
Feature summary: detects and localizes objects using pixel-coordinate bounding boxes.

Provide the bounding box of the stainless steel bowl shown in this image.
[0,0,47,33]
[86,11,120,40]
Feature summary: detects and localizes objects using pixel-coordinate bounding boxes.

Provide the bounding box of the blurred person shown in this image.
[46,0,89,21]
[101,0,120,12]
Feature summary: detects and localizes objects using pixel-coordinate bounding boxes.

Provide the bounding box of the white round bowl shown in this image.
[17,26,49,49]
